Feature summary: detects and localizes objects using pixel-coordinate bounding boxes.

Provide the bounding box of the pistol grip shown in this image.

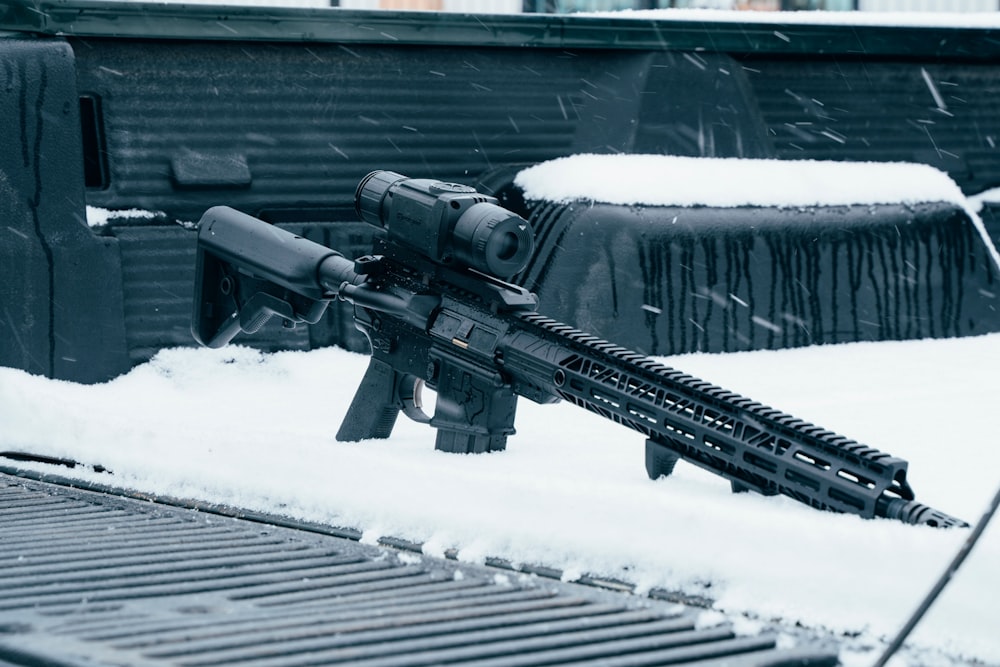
[337,359,426,442]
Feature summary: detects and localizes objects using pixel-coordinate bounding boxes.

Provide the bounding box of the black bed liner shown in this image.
[2,1,1000,383]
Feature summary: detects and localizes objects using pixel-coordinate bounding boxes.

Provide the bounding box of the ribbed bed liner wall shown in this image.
[6,11,1000,383]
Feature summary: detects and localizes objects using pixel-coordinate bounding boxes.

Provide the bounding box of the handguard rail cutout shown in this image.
[191,171,965,528]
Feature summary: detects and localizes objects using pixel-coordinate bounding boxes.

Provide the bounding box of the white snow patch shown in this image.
[86,206,163,228]
[514,155,966,209]
[968,187,1000,212]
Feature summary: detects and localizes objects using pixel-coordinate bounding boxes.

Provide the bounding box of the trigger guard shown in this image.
[399,375,431,423]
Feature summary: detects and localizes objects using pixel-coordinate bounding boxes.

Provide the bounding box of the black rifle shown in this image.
[192,171,965,528]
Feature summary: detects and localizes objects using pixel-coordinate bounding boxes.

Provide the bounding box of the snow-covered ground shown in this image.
[3,155,999,665]
[2,336,998,665]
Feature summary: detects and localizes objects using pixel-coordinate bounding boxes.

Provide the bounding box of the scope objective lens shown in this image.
[355,170,407,226]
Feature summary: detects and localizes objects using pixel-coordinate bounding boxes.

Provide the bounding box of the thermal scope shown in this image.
[355,170,534,280]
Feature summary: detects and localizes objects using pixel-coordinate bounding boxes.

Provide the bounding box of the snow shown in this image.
[2,336,998,665]
[969,186,1000,212]
[513,155,967,208]
[3,158,997,665]
[85,205,163,228]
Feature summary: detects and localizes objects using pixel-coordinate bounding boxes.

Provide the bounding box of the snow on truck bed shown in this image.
[2,156,999,665]
[514,155,969,208]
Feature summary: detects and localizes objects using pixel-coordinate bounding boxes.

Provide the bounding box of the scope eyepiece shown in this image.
[354,170,534,279]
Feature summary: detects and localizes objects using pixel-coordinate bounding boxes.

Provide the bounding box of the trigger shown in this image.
[399,375,431,423]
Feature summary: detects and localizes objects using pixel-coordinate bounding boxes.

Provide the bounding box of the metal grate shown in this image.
[0,473,838,666]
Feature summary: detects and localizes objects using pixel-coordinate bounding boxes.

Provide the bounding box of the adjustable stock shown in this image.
[191,206,359,348]
[191,244,330,348]
[191,244,244,348]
